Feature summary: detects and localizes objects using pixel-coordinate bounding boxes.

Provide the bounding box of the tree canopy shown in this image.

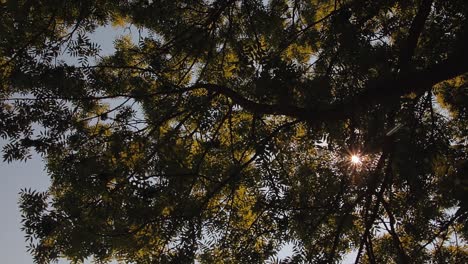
[1,0,468,263]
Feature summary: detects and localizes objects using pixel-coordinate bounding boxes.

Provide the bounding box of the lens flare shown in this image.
[350,155,362,165]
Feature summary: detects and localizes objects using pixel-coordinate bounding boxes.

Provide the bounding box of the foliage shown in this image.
[1,0,468,263]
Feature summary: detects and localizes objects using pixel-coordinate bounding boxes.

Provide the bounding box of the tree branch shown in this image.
[3,50,466,128]
[399,0,434,71]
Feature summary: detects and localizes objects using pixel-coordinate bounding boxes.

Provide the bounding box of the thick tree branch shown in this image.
[322,51,468,122]
[399,0,434,71]
[200,50,468,123]
[3,49,466,128]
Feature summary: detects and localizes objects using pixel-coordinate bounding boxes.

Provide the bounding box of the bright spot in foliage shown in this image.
[350,155,362,165]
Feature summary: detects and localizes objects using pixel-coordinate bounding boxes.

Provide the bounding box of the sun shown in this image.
[350,154,362,165]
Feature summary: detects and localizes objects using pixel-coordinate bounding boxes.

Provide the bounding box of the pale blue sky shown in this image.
[0,150,50,263]
[0,25,126,264]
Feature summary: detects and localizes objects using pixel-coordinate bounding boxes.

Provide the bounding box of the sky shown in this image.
[0,25,128,264]
[0,149,50,263]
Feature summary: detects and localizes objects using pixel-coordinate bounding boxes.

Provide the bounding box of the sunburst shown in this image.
[350,154,362,165]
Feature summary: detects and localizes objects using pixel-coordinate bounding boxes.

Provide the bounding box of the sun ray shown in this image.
[350,154,362,165]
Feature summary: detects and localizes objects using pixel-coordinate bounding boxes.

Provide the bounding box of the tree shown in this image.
[1,0,468,263]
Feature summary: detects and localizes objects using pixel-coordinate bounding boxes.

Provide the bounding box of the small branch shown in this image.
[414,208,468,255]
